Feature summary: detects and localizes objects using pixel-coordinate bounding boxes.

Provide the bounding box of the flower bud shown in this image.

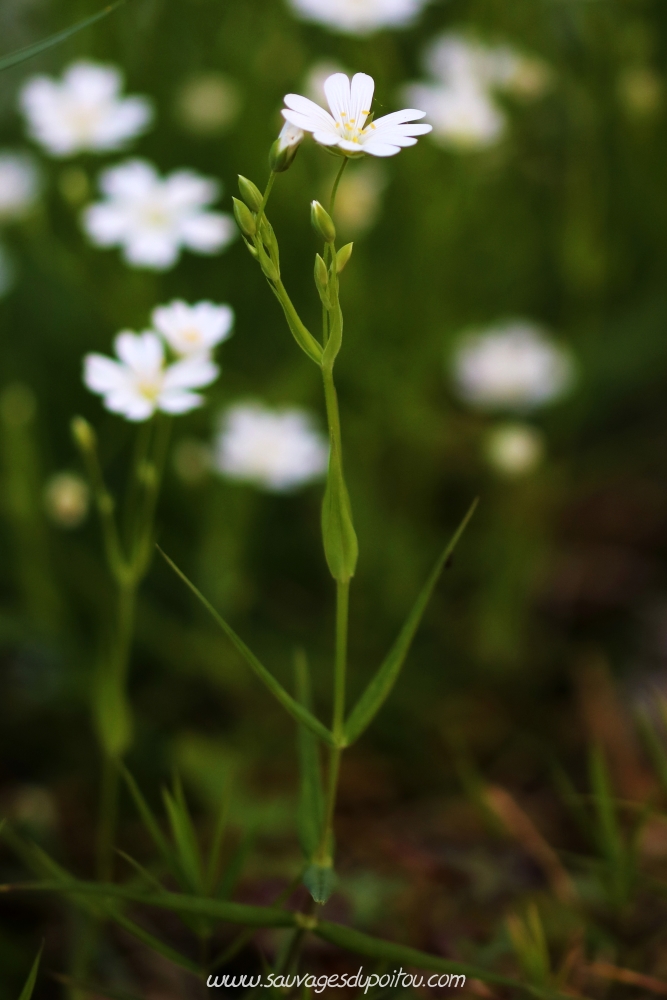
[71,415,96,454]
[314,253,329,290]
[232,196,256,238]
[311,201,336,243]
[269,122,304,173]
[258,245,279,282]
[336,242,354,273]
[237,175,263,212]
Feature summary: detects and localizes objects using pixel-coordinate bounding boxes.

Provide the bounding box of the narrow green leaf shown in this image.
[589,745,623,867]
[18,944,42,1000]
[0,1,126,73]
[344,499,478,745]
[120,766,177,877]
[163,778,204,893]
[115,849,166,895]
[270,282,323,365]
[205,786,231,894]
[294,649,325,859]
[7,879,298,928]
[313,921,550,997]
[303,863,337,904]
[103,905,201,974]
[158,547,336,747]
[321,445,357,583]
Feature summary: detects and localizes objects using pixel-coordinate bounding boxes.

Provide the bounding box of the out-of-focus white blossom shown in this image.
[405,33,549,151]
[84,331,219,422]
[82,159,235,270]
[485,422,544,476]
[175,72,241,135]
[43,472,90,528]
[214,402,329,491]
[282,72,431,158]
[151,300,234,357]
[452,320,574,410]
[0,152,40,220]
[304,61,349,105]
[20,60,153,157]
[334,161,387,235]
[276,121,305,155]
[287,0,430,34]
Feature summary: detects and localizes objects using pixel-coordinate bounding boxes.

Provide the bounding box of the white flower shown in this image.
[287,0,430,35]
[214,403,329,491]
[452,321,574,410]
[405,81,503,149]
[282,72,431,158]
[485,423,544,476]
[84,331,219,421]
[0,152,40,220]
[277,121,305,153]
[151,300,234,357]
[405,33,549,151]
[82,159,235,270]
[19,60,153,157]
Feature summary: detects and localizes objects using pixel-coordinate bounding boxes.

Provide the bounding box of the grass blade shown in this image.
[120,766,178,878]
[205,785,231,894]
[294,649,324,859]
[103,905,201,974]
[18,945,43,1000]
[162,779,203,893]
[4,879,298,927]
[217,829,255,900]
[158,547,336,747]
[0,1,127,73]
[344,499,478,745]
[313,921,545,996]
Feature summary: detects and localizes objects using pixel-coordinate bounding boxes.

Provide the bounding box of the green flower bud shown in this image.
[232,197,256,238]
[237,175,263,212]
[269,123,304,173]
[258,244,280,282]
[311,200,336,243]
[71,415,96,454]
[336,242,354,273]
[314,253,331,308]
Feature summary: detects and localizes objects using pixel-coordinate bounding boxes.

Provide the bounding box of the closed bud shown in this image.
[336,242,354,273]
[232,197,256,238]
[238,175,263,212]
[269,122,304,173]
[258,245,280,282]
[71,415,96,454]
[311,201,336,243]
[314,253,328,290]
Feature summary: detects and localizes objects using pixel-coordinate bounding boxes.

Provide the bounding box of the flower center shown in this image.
[334,110,374,143]
[136,376,162,401]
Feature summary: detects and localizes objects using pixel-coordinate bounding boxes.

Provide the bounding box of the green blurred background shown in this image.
[3,0,667,992]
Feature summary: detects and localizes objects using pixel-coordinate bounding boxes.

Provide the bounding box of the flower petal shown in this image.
[348,73,375,129]
[158,389,204,414]
[324,73,351,124]
[283,93,337,132]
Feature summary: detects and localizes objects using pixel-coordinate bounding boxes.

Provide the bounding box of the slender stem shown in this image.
[255,171,276,233]
[329,158,348,215]
[333,580,349,739]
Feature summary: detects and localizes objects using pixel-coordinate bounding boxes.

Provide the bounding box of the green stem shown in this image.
[255,171,276,233]
[329,158,348,215]
[333,580,349,739]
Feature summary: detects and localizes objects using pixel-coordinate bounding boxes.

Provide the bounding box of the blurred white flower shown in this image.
[276,121,305,154]
[214,403,328,491]
[0,152,40,220]
[452,321,574,410]
[405,33,549,151]
[151,300,234,357]
[304,61,349,104]
[82,159,235,270]
[287,0,430,34]
[175,72,242,135]
[84,330,219,421]
[406,81,503,149]
[0,242,16,298]
[20,60,153,157]
[334,161,388,235]
[43,472,90,528]
[485,422,544,476]
[282,72,431,158]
